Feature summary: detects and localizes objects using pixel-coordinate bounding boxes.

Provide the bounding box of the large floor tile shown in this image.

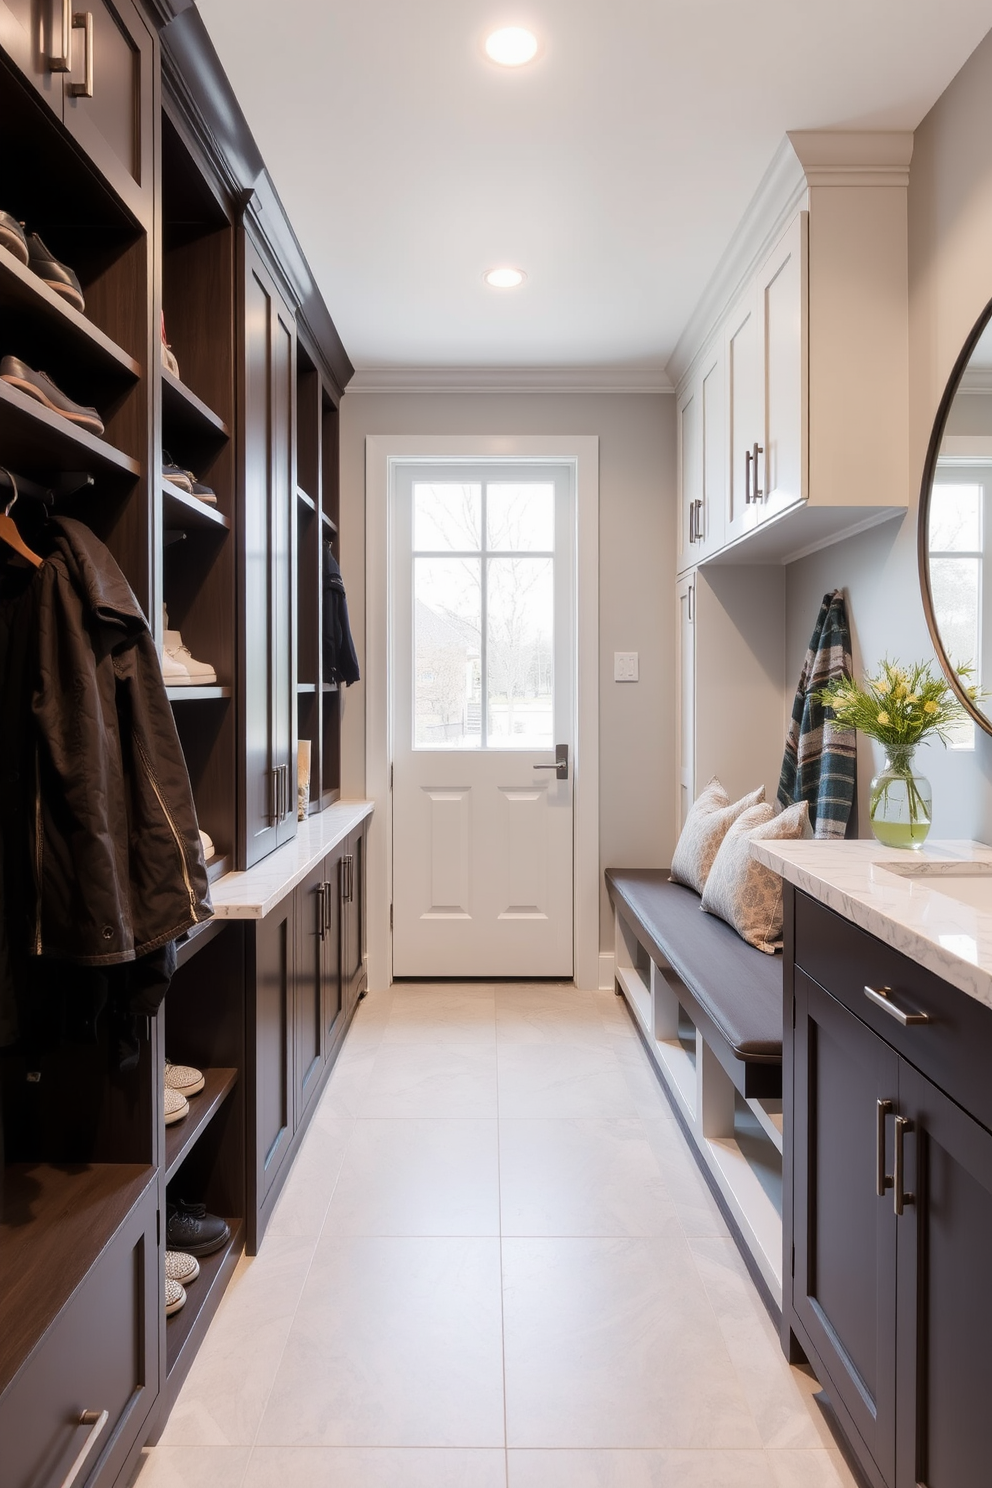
[314,1048,379,1118]
[381,987,497,1047]
[496,997,609,1047]
[133,1447,251,1488]
[502,1236,761,1448]
[507,1448,775,1487]
[244,1446,507,1487]
[497,1043,638,1119]
[323,1118,500,1235]
[264,1118,354,1239]
[360,1044,499,1117]
[257,1235,505,1446]
[640,1117,729,1237]
[766,1449,861,1488]
[499,1118,679,1236]
[159,1235,316,1445]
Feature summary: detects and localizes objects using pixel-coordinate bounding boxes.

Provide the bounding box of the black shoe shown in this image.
[0,212,28,265]
[0,356,104,436]
[25,234,85,312]
[166,1201,231,1257]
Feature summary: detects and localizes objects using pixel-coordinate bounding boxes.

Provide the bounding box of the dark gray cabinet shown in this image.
[241,233,297,868]
[251,896,294,1222]
[787,888,992,1488]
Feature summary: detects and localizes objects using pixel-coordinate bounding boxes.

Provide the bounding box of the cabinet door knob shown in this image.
[864,984,930,1026]
[60,1410,109,1488]
[894,1114,914,1217]
[68,12,94,99]
[876,1098,893,1197]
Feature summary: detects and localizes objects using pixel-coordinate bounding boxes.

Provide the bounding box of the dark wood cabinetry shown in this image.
[787,889,992,1488]
[241,233,297,867]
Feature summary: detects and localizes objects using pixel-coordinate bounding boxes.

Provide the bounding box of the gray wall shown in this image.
[339,386,675,950]
[786,29,992,840]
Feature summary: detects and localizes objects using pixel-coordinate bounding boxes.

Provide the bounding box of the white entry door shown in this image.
[391,463,574,977]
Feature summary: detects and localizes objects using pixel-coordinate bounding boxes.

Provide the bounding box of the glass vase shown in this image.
[869,746,932,849]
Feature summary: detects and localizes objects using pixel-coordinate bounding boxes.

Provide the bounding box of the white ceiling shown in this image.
[196,0,992,380]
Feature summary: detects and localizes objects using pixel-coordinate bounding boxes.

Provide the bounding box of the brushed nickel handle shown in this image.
[534,744,569,779]
[744,447,752,503]
[687,581,694,622]
[68,12,94,98]
[751,442,763,499]
[688,499,696,544]
[894,1114,914,1216]
[694,499,703,542]
[344,853,354,903]
[282,764,289,820]
[323,880,333,935]
[316,883,326,940]
[864,985,930,1026]
[50,0,72,70]
[60,1409,109,1488]
[876,1098,893,1197]
[270,766,281,826]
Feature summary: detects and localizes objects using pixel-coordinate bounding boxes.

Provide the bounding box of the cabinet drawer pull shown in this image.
[876,1098,893,1197]
[751,441,763,499]
[316,883,326,940]
[61,1409,109,1488]
[863,984,930,1026]
[323,880,333,935]
[688,500,696,543]
[50,0,72,71]
[744,447,752,503]
[894,1114,914,1217]
[69,12,94,99]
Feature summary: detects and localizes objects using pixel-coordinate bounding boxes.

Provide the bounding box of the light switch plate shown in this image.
[614,651,639,682]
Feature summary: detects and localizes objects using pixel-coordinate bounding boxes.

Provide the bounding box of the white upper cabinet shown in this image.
[672,131,910,571]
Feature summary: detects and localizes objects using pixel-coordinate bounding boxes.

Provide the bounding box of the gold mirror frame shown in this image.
[919,296,992,736]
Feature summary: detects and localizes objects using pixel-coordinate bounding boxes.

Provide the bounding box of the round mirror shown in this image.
[920,299,992,736]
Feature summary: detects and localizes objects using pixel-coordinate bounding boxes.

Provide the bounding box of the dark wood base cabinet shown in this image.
[785,887,992,1488]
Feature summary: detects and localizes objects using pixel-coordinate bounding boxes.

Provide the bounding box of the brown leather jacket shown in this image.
[29,517,211,964]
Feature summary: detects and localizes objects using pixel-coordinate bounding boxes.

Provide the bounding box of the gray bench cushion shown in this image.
[605,868,783,1064]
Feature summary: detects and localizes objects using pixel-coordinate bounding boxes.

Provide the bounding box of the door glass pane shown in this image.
[930,556,980,670]
[487,483,554,551]
[414,483,481,551]
[930,484,981,552]
[487,556,553,747]
[414,557,482,748]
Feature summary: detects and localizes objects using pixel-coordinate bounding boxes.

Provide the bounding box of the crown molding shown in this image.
[348,365,673,394]
[666,130,914,393]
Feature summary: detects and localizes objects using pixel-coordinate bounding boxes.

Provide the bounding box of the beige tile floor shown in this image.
[135,983,860,1488]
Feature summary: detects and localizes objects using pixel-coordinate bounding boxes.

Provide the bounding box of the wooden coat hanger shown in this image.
[0,468,43,568]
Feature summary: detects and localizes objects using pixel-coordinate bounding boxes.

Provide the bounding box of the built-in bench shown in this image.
[606,868,785,1304]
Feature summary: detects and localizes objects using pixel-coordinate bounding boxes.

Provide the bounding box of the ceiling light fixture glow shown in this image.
[484,267,526,289]
[484,27,538,66]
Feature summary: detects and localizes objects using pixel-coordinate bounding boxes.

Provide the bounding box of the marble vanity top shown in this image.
[209,800,374,918]
[752,838,992,1011]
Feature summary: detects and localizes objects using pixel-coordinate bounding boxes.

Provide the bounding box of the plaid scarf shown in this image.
[777,590,856,839]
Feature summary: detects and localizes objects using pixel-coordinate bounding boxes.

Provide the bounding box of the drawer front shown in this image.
[0,1180,158,1488]
[794,892,992,1132]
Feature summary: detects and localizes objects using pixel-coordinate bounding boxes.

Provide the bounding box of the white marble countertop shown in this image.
[209,801,374,918]
[752,838,992,1011]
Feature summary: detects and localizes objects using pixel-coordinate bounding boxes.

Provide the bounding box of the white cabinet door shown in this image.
[757,212,807,522]
[724,286,763,547]
[677,381,701,574]
[697,344,726,560]
[675,572,696,830]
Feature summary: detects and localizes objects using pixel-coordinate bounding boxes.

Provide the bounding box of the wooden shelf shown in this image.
[165,1217,244,1381]
[161,366,230,442]
[297,681,316,694]
[167,685,232,702]
[322,683,338,693]
[0,1164,156,1396]
[162,481,230,532]
[165,1068,238,1184]
[0,246,141,382]
[0,380,140,488]
[206,854,231,884]
[321,510,338,535]
[297,485,316,511]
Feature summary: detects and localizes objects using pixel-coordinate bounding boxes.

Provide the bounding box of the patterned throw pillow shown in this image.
[700,800,812,953]
[669,778,766,896]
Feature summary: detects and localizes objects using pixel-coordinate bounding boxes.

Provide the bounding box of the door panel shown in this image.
[0,0,61,109]
[725,290,761,543]
[294,861,325,1125]
[424,787,470,913]
[760,212,806,520]
[793,969,898,1484]
[254,901,292,1209]
[897,1061,992,1488]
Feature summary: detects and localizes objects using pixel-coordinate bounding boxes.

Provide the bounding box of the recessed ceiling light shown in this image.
[485,27,538,66]
[484,267,526,289]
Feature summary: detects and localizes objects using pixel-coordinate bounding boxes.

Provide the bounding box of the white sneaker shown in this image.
[165,1086,189,1125]
[163,628,217,686]
[165,1276,187,1315]
[166,1059,205,1097]
[165,1250,200,1285]
[199,828,214,859]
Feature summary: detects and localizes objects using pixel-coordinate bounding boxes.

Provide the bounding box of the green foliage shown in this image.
[815,658,977,753]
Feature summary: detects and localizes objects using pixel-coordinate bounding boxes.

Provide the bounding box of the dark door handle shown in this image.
[894,1114,914,1217]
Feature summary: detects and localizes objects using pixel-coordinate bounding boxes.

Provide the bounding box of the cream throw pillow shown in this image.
[669,778,765,896]
[700,799,811,953]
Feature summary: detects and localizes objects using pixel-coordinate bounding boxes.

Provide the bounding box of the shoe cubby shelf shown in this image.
[296,485,316,511]
[161,365,230,442]
[164,1217,244,1381]
[321,509,338,536]
[167,685,233,702]
[0,1163,156,1397]
[0,380,140,488]
[162,481,231,533]
[0,246,141,384]
[164,1067,238,1184]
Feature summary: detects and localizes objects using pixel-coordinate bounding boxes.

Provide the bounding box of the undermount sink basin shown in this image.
[875,860,992,913]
